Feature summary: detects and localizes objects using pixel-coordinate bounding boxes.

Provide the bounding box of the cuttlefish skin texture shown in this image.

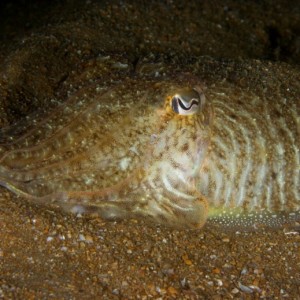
[0,64,299,229]
[203,85,299,228]
[0,75,213,229]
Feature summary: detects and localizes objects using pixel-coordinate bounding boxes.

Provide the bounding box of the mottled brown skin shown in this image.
[0,56,213,228]
[201,83,299,229]
[0,51,299,230]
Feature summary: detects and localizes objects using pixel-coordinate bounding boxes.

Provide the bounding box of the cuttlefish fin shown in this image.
[59,189,209,229]
[1,173,209,229]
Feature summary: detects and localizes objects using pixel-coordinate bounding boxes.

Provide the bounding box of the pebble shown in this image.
[222,237,230,242]
[167,286,178,296]
[182,254,193,266]
[46,236,54,242]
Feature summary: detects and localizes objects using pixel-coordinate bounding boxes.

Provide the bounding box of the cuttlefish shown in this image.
[0,56,299,229]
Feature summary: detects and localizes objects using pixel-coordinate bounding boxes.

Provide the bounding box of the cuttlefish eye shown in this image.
[171,87,205,115]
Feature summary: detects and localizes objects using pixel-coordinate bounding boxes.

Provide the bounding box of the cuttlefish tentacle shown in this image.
[0,83,213,228]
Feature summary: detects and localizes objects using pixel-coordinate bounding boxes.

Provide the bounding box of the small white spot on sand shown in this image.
[47,236,54,242]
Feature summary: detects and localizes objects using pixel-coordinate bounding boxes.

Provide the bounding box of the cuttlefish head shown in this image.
[142,85,213,228]
[159,86,213,179]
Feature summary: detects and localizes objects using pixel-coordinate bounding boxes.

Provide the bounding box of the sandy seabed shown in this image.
[1,191,299,299]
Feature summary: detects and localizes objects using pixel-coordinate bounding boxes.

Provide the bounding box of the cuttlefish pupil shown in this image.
[171,87,205,115]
